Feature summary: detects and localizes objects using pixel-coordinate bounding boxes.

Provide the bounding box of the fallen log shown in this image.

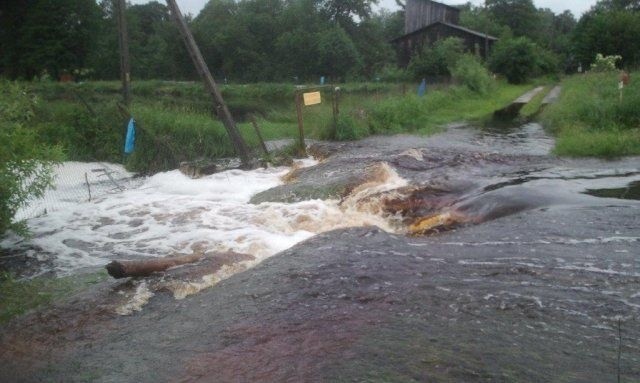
[106,253,204,279]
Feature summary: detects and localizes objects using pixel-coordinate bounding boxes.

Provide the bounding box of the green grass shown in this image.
[541,72,640,157]
[15,80,532,173]
[520,84,552,118]
[0,271,108,324]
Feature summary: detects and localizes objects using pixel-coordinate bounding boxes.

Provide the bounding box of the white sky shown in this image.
[130,0,598,18]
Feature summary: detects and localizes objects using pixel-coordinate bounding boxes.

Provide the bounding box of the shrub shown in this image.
[408,37,465,79]
[374,65,411,83]
[489,37,559,84]
[0,82,62,236]
[367,95,429,134]
[34,99,123,162]
[590,53,622,72]
[125,104,233,174]
[334,114,361,141]
[450,55,493,94]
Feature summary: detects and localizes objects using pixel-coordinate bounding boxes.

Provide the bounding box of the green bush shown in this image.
[590,53,622,72]
[374,65,411,83]
[334,114,362,141]
[489,37,559,84]
[34,100,123,162]
[367,95,430,134]
[408,37,465,79]
[0,82,62,236]
[450,55,494,94]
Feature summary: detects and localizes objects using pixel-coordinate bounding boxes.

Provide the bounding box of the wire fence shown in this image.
[15,162,143,221]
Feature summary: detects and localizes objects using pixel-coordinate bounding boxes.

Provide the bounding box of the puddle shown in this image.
[583,180,640,200]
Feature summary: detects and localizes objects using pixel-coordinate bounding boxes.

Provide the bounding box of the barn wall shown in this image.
[395,24,496,67]
[404,0,460,34]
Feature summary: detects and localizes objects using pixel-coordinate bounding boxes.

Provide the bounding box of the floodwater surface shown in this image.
[1,123,639,382]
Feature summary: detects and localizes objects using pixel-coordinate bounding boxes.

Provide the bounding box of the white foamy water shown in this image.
[2,160,406,274]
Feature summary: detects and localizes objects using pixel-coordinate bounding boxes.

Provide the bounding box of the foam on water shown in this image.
[3,160,406,275]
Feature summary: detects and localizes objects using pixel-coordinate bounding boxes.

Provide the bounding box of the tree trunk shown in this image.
[106,253,204,279]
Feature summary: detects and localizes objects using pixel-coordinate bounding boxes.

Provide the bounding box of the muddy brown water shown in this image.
[1,123,639,382]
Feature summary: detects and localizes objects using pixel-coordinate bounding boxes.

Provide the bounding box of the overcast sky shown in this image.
[131,0,598,18]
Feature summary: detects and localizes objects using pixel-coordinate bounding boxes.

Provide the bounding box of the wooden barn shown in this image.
[393,0,498,67]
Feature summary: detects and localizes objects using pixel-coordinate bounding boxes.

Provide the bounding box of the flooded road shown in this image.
[1,123,639,382]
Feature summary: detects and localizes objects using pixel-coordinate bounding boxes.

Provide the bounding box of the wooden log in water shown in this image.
[106,253,204,279]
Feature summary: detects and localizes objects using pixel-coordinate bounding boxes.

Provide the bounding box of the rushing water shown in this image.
[1,159,408,275]
[2,123,640,277]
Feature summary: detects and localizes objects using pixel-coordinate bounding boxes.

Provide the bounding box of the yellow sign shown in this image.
[303,91,322,106]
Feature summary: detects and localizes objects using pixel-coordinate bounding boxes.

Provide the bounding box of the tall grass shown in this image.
[20,80,529,173]
[542,72,640,157]
[127,104,233,173]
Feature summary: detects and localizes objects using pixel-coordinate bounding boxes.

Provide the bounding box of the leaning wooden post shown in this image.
[115,0,131,106]
[249,115,269,155]
[165,0,252,168]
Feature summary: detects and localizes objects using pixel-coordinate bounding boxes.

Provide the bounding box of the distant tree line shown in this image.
[0,0,638,83]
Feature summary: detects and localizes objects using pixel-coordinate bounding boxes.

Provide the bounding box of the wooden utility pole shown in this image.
[165,0,252,167]
[294,91,306,153]
[115,0,131,106]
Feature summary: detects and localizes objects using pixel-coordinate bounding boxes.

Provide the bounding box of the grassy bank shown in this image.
[541,72,640,157]
[0,271,108,323]
[17,80,529,173]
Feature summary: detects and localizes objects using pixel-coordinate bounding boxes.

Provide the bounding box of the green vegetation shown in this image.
[0,82,63,235]
[542,71,640,157]
[573,6,640,70]
[488,37,559,84]
[3,0,639,237]
[519,84,552,118]
[590,53,622,72]
[451,55,494,95]
[408,37,465,79]
[0,271,108,323]
[4,78,530,236]
[1,0,402,83]
[2,0,639,84]
[14,79,528,167]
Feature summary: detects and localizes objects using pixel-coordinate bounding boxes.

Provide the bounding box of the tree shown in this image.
[458,3,510,38]
[2,0,102,79]
[317,26,363,81]
[573,9,640,68]
[591,0,640,11]
[193,0,288,81]
[127,1,192,79]
[351,12,397,78]
[485,0,538,38]
[408,37,465,79]
[488,37,558,83]
[273,0,325,80]
[320,0,379,26]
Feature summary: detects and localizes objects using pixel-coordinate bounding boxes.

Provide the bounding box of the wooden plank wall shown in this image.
[404,0,460,34]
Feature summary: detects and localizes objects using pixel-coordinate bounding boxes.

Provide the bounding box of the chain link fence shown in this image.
[15,162,143,221]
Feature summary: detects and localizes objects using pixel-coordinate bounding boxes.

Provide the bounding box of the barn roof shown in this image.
[392,21,499,43]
